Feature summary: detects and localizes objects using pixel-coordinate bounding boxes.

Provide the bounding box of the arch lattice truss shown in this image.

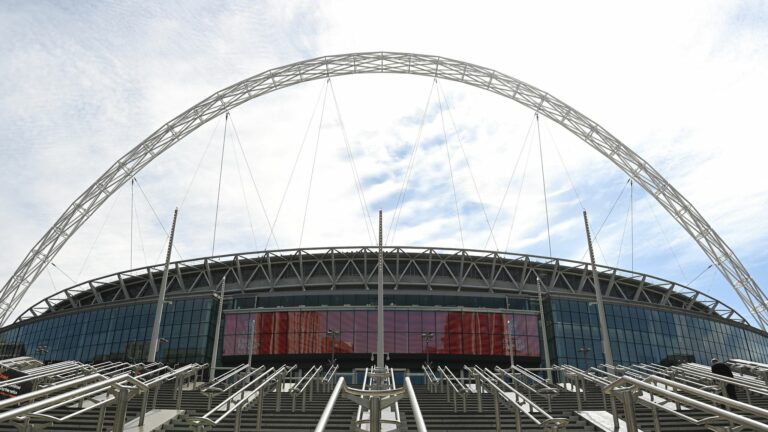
[1,52,766,329]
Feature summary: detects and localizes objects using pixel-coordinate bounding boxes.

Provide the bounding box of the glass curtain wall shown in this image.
[222,309,540,357]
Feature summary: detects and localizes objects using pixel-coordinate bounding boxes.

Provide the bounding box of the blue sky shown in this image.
[1,0,767,325]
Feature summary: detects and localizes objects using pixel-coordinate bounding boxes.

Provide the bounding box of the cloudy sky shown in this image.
[0,0,767,324]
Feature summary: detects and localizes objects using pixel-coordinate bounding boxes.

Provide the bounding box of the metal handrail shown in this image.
[422,364,440,384]
[0,372,148,432]
[438,366,467,393]
[404,377,428,432]
[290,365,323,412]
[465,365,569,432]
[0,356,43,370]
[188,364,294,429]
[354,366,370,423]
[316,368,423,432]
[200,363,250,391]
[508,364,553,389]
[472,366,553,423]
[314,377,345,432]
[604,373,768,432]
[291,365,323,394]
[321,363,338,384]
[389,367,401,425]
[674,362,768,394]
[0,362,94,388]
[212,365,268,396]
[495,367,542,396]
[0,373,107,410]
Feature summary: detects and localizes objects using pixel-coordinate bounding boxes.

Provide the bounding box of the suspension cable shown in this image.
[436,81,498,250]
[229,114,278,250]
[265,80,329,250]
[178,116,223,210]
[505,132,535,252]
[436,79,464,248]
[387,80,436,245]
[542,119,611,263]
[615,189,632,268]
[45,268,56,291]
[212,112,229,256]
[230,125,259,250]
[328,79,376,245]
[688,264,713,286]
[132,195,149,267]
[50,263,76,285]
[299,82,330,248]
[630,179,634,271]
[133,177,183,262]
[76,186,126,279]
[486,116,535,249]
[644,194,688,281]
[580,179,630,263]
[536,113,553,257]
[130,177,134,269]
[543,120,587,211]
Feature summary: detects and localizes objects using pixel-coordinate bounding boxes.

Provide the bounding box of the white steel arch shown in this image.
[0,52,765,329]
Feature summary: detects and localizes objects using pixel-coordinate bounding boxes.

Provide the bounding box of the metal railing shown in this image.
[0,372,147,432]
[422,364,441,393]
[188,364,295,432]
[464,365,568,432]
[0,356,43,371]
[135,362,208,426]
[495,366,559,412]
[320,362,338,392]
[729,358,768,385]
[437,365,467,413]
[603,373,768,432]
[290,365,323,412]
[198,364,260,410]
[314,366,428,432]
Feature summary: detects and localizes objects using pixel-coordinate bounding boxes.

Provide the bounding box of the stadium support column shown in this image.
[148,208,179,363]
[536,277,553,382]
[377,210,384,370]
[583,210,614,368]
[209,278,226,381]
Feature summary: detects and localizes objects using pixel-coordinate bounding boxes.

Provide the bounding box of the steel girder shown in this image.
[0,52,765,329]
[12,246,747,326]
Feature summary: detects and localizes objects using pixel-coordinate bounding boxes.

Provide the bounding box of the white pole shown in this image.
[247,319,255,369]
[147,208,178,363]
[209,278,226,381]
[536,277,553,382]
[507,320,515,368]
[377,210,384,370]
[583,210,614,368]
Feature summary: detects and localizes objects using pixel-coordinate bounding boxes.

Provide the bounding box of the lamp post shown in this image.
[327,329,340,365]
[507,320,516,368]
[578,346,592,367]
[421,332,434,365]
[35,344,48,364]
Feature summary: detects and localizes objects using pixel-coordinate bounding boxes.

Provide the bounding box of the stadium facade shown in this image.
[1,246,766,373]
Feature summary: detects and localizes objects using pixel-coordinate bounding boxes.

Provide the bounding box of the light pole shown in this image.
[507,320,516,368]
[209,279,226,381]
[327,329,340,365]
[35,344,48,364]
[247,320,255,370]
[421,332,434,365]
[578,346,592,367]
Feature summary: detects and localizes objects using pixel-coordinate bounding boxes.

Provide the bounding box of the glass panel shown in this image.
[408,311,422,334]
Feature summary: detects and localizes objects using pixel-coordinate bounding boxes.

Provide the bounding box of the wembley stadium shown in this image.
[1,52,767,431]
[1,246,767,372]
